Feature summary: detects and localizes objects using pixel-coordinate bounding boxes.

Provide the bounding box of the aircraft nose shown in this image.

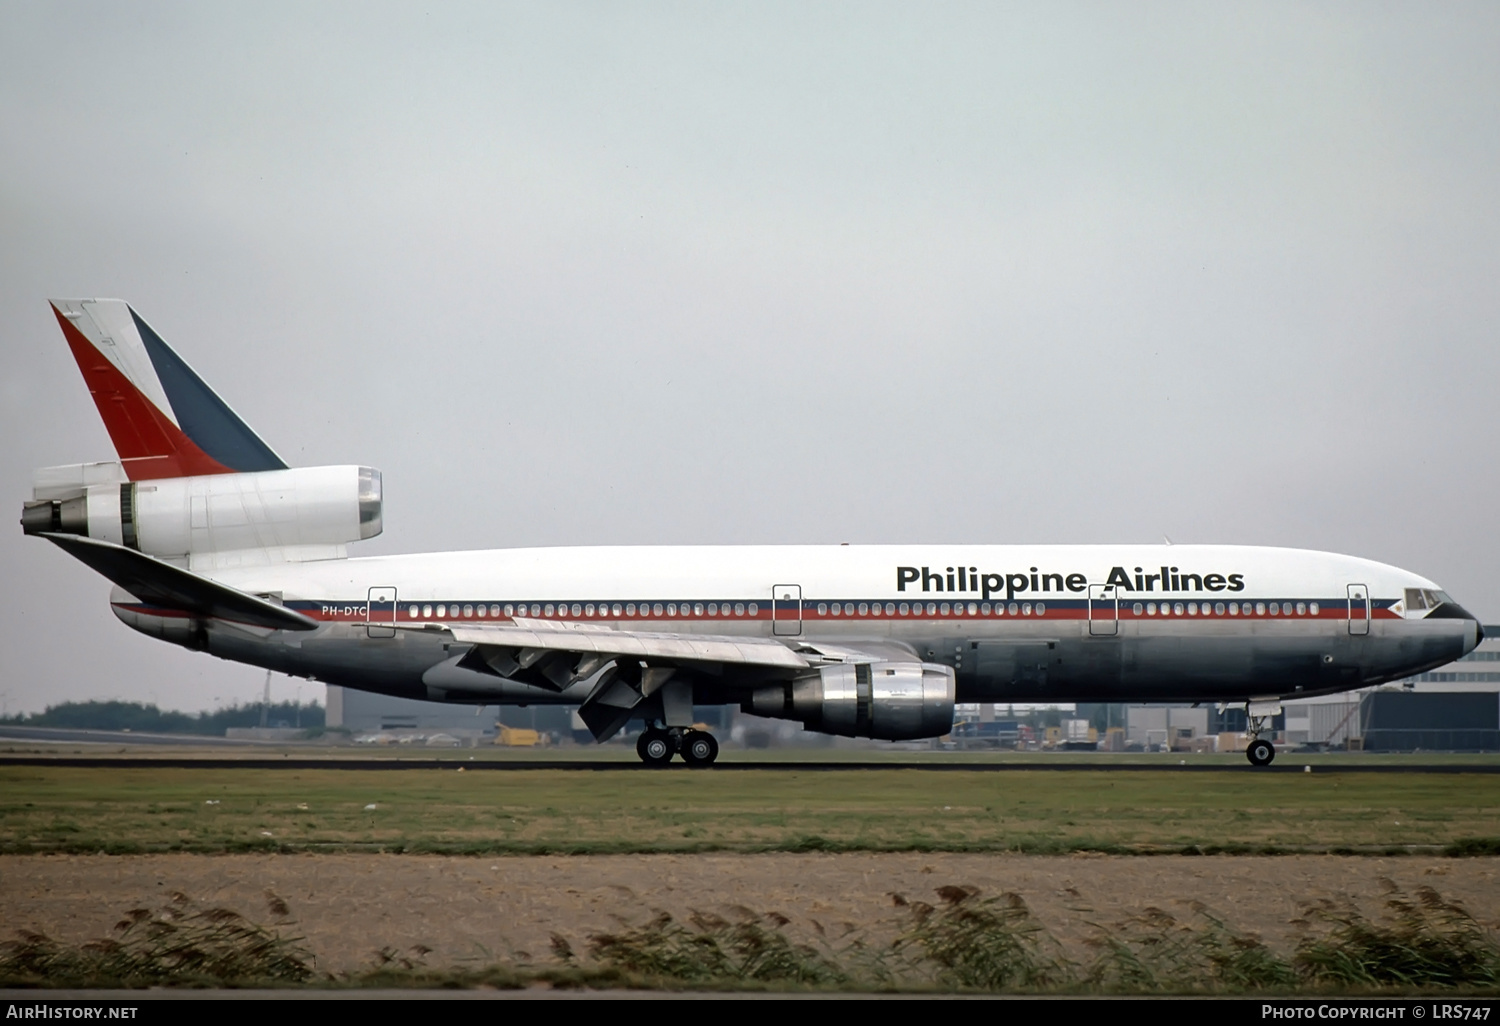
[1454,607,1483,655]
[1424,600,1483,655]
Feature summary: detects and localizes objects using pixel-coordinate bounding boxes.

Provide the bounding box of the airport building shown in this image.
[325,686,504,742]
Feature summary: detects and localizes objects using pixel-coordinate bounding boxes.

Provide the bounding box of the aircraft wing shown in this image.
[434,618,885,743]
[39,532,319,632]
[445,618,812,672]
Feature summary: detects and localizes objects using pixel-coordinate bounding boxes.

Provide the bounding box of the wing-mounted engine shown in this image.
[744,661,956,740]
[21,463,382,568]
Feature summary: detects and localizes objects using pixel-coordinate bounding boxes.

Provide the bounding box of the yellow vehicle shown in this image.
[495,725,544,747]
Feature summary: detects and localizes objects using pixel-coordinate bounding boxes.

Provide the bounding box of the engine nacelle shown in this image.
[743,661,955,740]
[21,463,381,565]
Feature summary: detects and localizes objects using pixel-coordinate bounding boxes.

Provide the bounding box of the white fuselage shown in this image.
[113,542,1481,709]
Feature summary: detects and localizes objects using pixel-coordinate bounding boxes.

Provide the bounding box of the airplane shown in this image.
[21,299,1484,767]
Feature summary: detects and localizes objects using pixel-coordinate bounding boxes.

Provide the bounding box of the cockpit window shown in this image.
[1407,588,1454,613]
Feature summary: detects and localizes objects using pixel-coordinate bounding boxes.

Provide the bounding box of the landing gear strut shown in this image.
[1244,703,1277,767]
[635,726,720,767]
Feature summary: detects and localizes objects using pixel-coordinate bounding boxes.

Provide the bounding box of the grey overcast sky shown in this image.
[2,2,1497,715]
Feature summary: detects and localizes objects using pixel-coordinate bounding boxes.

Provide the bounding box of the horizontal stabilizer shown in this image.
[40,532,318,632]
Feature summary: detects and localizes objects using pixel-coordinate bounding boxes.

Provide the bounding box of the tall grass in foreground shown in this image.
[3,885,1498,992]
[559,909,854,986]
[0,892,314,987]
[890,886,1069,990]
[1295,883,1500,989]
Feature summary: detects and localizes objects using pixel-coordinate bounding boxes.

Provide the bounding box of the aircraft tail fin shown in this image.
[49,299,287,480]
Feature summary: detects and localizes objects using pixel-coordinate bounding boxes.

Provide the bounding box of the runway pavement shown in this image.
[0,754,1493,772]
[0,725,286,747]
[4,725,1495,771]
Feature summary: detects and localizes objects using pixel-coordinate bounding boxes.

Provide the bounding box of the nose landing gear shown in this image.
[1246,737,1276,767]
[635,726,720,767]
[1244,702,1279,767]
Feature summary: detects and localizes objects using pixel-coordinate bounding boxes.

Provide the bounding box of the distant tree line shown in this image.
[0,700,325,735]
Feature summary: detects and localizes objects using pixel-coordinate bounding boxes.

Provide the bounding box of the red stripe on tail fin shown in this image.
[53,305,234,480]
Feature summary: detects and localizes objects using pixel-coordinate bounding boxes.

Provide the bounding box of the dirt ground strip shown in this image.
[3,853,1498,974]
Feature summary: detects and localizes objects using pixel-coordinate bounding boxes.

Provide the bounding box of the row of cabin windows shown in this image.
[407,601,762,620]
[818,601,1044,617]
[401,599,1332,620]
[1129,600,1321,617]
[403,600,1054,620]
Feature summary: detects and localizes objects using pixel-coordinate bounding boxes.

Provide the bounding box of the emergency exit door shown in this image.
[1347,584,1370,636]
[772,585,802,636]
[367,587,397,638]
[1088,584,1119,636]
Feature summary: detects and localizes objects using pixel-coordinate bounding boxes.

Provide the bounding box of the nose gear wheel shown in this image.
[1243,702,1278,766]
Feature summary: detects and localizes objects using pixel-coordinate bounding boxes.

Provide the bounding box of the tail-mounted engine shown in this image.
[21,462,381,565]
[742,661,955,740]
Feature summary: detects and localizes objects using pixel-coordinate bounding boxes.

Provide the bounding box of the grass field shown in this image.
[4,761,1500,992]
[3,763,1498,855]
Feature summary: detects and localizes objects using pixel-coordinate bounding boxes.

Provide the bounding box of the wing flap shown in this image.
[40,532,317,632]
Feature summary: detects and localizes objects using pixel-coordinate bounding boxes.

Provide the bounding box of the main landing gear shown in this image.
[1244,702,1278,767]
[636,726,719,768]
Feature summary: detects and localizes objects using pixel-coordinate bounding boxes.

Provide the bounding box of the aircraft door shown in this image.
[772,584,802,636]
[1088,584,1119,637]
[1347,584,1370,636]
[367,586,397,639]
